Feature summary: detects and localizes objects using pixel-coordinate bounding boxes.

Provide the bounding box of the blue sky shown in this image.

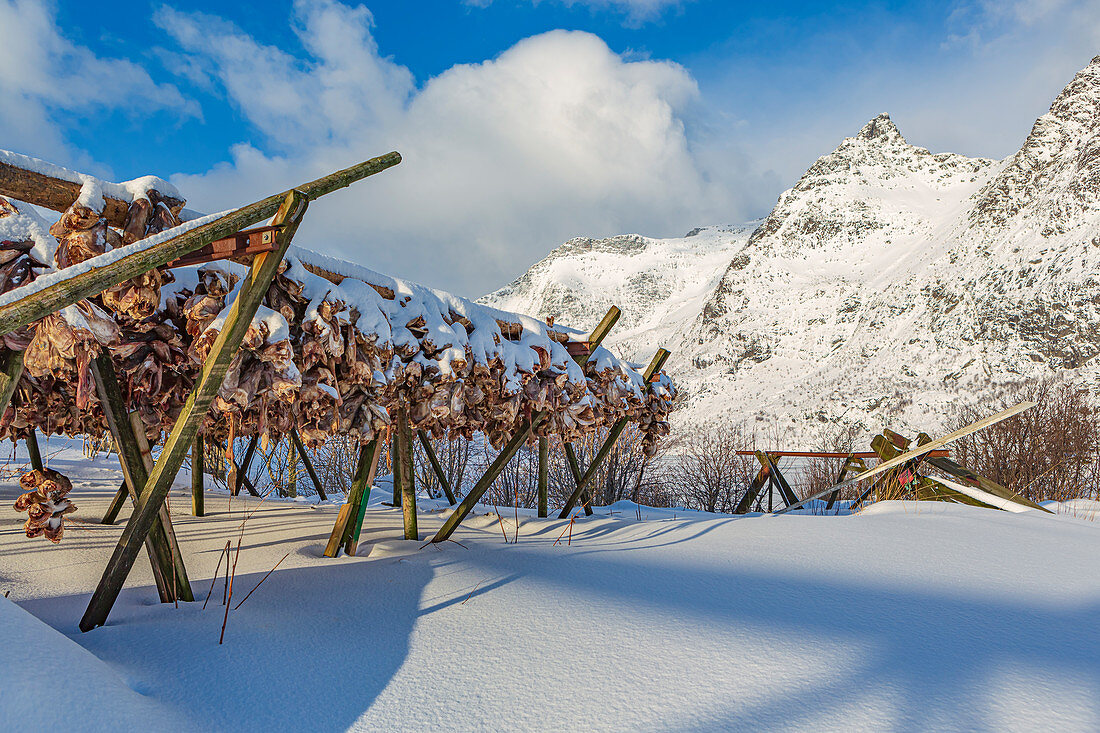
[3,0,1099,294]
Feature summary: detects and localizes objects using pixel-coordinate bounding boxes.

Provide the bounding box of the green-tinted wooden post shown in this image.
[558,348,669,519]
[79,189,309,632]
[432,412,547,543]
[395,404,418,540]
[25,429,43,471]
[290,428,327,500]
[89,353,191,604]
[100,481,128,524]
[417,430,456,505]
[537,436,548,518]
[563,442,594,516]
[344,439,382,555]
[191,434,204,517]
[0,350,24,425]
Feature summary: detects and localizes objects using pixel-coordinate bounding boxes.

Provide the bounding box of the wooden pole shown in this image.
[89,353,191,603]
[389,429,401,507]
[734,462,770,514]
[417,430,456,505]
[211,439,260,497]
[0,152,400,339]
[395,404,418,540]
[287,436,297,498]
[191,434,204,517]
[80,189,308,632]
[0,350,24,426]
[25,428,43,471]
[563,442,594,516]
[232,434,260,497]
[432,412,547,543]
[344,439,382,556]
[290,428,327,500]
[558,348,670,519]
[537,436,548,518]
[100,481,128,525]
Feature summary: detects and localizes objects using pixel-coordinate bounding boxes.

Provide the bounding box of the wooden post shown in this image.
[212,439,260,497]
[232,434,260,497]
[287,437,297,498]
[537,436,548,518]
[100,481,128,524]
[290,428,327,500]
[432,412,547,543]
[0,350,25,423]
[25,429,43,472]
[0,153,401,339]
[758,452,799,508]
[734,462,770,514]
[395,404,418,540]
[563,442,594,516]
[89,353,192,604]
[390,427,401,507]
[558,348,670,519]
[417,431,456,505]
[345,439,382,556]
[79,189,308,632]
[191,434,204,517]
[825,455,865,511]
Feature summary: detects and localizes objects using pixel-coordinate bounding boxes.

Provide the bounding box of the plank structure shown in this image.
[324,438,382,557]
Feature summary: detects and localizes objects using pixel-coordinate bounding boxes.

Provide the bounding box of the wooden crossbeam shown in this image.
[558,348,670,519]
[232,434,260,497]
[211,439,260,497]
[733,450,950,458]
[166,226,280,269]
[756,451,799,508]
[0,152,400,339]
[537,436,549,518]
[191,435,204,517]
[290,428,327,500]
[79,189,308,632]
[417,430,456,505]
[90,354,191,603]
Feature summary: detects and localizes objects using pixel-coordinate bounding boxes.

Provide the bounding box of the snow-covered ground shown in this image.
[3,440,1100,731]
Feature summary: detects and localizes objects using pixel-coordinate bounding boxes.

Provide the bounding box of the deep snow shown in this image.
[2,439,1100,731]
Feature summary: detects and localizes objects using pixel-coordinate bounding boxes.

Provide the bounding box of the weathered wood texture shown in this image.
[563,442,594,516]
[0,152,400,338]
[344,439,382,556]
[734,462,771,514]
[100,481,128,525]
[24,429,43,472]
[290,428,327,500]
[537,436,548,518]
[232,434,260,497]
[0,350,24,425]
[418,430,456,505]
[0,156,186,229]
[79,190,308,632]
[395,404,418,540]
[191,435,204,517]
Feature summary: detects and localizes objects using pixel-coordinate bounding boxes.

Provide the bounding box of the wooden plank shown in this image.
[758,452,799,507]
[432,412,548,543]
[773,402,1037,515]
[79,189,308,632]
[345,439,382,556]
[290,428,327,500]
[211,439,260,497]
[576,306,620,363]
[733,450,950,458]
[0,350,24,426]
[232,434,260,497]
[537,436,548,518]
[557,349,670,519]
[0,152,400,339]
[417,430,456,505]
[734,462,770,514]
[89,353,189,603]
[395,404,418,540]
[166,226,280,268]
[324,504,353,558]
[825,455,865,511]
[191,434,204,517]
[563,442,594,516]
[0,152,186,229]
[100,481,128,525]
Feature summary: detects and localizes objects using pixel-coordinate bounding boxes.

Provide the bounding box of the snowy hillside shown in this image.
[486,55,1100,444]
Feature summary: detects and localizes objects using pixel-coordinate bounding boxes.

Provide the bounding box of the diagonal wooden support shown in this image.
[558,348,670,519]
[0,349,24,420]
[417,430,456,505]
[25,429,43,471]
[290,428,327,500]
[344,439,382,556]
[757,451,799,508]
[90,353,191,603]
[537,436,549,518]
[433,412,548,543]
[211,439,260,497]
[191,434,204,517]
[0,153,400,339]
[563,442,594,516]
[232,434,260,497]
[80,190,308,632]
[734,461,771,514]
[825,454,865,511]
[101,481,128,524]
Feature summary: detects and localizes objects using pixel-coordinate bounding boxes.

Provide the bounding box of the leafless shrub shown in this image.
[948,376,1100,503]
[663,423,757,512]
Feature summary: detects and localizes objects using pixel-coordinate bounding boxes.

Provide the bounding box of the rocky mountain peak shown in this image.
[856,113,906,145]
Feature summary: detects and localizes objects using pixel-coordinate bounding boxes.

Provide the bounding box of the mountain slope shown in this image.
[484,55,1100,443]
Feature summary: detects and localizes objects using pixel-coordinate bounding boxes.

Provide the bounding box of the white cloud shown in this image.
[161,0,755,296]
[468,0,688,25]
[0,0,197,171]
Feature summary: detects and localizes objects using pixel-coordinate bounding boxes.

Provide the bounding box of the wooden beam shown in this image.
[0,350,24,426]
[0,153,186,228]
[290,428,327,500]
[432,412,547,543]
[344,439,382,556]
[79,189,308,632]
[0,152,400,339]
[563,442,594,516]
[90,354,191,603]
[537,436,548,518]
[25,428,43,472]
[558,348,670,519]
[825,455,865,511]
[574,306,620,364]
[211,439,260,497]
[232,434,260,497]
[733,450,950,458]
[758,452,799,508]
[100,481,128,525]
[395,404,418,540]
[191,434,204,517]
[734,462,770,514]
[417,430,456,505]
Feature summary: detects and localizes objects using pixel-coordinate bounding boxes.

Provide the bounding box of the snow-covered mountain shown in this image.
[482,55,1100,443]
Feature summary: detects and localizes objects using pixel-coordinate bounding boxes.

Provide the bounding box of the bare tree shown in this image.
[664,423,757,513]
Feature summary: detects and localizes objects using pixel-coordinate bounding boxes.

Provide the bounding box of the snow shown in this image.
[2,440,1100,731]
[0,148,181,205]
